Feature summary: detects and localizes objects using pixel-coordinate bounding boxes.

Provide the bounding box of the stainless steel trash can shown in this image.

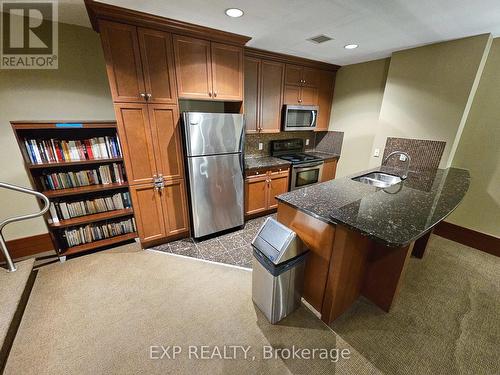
[251,217,308,324]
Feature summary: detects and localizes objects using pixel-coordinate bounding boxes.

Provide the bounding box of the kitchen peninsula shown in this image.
[276,167,470,324]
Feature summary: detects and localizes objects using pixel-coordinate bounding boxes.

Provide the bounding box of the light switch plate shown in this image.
[305,139,310,146]
[374,148,380,157]
[258,142,263,151]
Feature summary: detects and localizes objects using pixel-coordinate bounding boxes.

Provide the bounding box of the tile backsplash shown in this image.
[383,137,446,171]
[245,130,344,157]
[245,131,316,156]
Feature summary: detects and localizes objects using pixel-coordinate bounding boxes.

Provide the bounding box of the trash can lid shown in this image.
[251,217,306,265]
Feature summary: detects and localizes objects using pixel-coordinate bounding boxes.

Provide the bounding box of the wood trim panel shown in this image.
[361,242,413,312]
[277,202,335,312]
[85,0,251,46]
[245,47,340,71]
[412,230,433,258]
[434,221,500,257]
[0,233,54,261]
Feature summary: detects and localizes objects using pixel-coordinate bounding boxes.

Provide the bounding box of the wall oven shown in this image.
[283,105,319,131]
[290,161,324,191]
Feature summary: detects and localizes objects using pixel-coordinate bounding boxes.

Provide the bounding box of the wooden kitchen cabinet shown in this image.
[284,85,318,105]
[245,168,290,217]
[160,179,190,236]
[316,70,336,131]
[244,174,269,216]
[244,57,284,133]
[244,57,260,133]
[130,183,167,242]
[137,28,178,104]
[283,64,320,105]
[100,21,177,104]
[130,180,189,243]
[114,103,158,185]
[320,159,338,182]
[173,35,243,101]
[148,104,184,181]
[268,170,289,209]
[99,20,145,102]
[211,42,244,100]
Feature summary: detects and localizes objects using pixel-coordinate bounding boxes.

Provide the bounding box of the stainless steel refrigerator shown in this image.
[182,112,245,238]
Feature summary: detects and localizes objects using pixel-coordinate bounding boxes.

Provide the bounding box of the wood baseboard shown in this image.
[434,221,500,257]
[0,233,54,261]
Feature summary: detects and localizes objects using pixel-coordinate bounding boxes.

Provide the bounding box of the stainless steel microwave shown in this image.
[283,105,319,131]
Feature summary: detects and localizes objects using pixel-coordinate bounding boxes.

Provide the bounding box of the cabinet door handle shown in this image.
[208,91,212,97]
[140,92,146,99]
[214,91,217,97]
[146,93,152,100]
[298,99,303,103]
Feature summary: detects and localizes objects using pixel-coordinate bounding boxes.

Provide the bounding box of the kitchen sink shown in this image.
[352,172,402,188]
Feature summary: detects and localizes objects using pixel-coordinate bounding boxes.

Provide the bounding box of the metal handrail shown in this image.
[0,182,50,272]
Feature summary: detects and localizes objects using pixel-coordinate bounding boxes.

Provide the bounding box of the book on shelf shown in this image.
[41,163,125,190]
[48,191,132,223]
[63,218,136,247]
[23,136,122,164]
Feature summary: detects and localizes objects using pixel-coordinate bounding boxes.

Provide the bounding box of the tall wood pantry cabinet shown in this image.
[99,20,189,245]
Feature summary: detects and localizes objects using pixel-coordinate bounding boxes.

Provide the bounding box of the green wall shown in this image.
[0,23,114,240]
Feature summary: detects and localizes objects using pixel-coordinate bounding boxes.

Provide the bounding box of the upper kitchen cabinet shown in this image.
[211,42,244,100]
[99,21,177,104]
[244,57,260,133]
[316,70,336,131]
[99,20,145,102]
[285,65,320,87]
[284,84,318,105]
[137,28,178,104]
[172,35,212,100]
[244,56,284,133]
[173,35,243,101]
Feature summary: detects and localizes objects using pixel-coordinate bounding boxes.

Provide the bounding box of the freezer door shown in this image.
[183,112,244,157]
[187,153,244,237]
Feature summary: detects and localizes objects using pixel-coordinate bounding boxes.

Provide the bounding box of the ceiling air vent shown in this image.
[308,34,333,44]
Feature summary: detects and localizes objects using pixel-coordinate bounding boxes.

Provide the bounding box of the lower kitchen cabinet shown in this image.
[130,183,166,242]
[320,159,338,182]
[160,179,190,236]
[130,179,189,244]
[245,167,290,217]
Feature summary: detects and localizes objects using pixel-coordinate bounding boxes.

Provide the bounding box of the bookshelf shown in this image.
[11,120,138,258]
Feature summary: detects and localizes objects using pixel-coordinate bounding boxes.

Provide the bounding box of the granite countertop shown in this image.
[276,166,470,247]
[244,156,291,171]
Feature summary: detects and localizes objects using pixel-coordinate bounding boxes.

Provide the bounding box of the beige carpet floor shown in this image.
[3,235,499,374]
[0,258,34,348]
[331,235,500,375]
[4,244,379,375]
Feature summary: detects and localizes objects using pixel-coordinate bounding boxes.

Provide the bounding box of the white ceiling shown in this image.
[63,0,500,65]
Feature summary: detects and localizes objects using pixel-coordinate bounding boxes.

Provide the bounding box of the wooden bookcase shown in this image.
[11,120,138,258]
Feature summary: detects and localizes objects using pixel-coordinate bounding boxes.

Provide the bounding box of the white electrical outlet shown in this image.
[399,154,407,161]
[258,142,263,151]
[374,148,380,157]
[305,139,310,146]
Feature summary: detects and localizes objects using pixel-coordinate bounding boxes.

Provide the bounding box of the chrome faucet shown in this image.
[383,151,411,179]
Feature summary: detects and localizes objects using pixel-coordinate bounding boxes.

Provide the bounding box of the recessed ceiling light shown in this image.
[344,44,359,49]
[225,8,244,18]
